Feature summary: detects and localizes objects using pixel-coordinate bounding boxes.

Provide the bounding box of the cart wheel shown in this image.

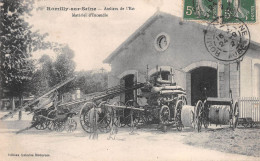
[112,102,125,127]
[48,121,55,131]
[197,119,202,132]
[66,118,77,132]
[178,95,188,105]
[98,106,113,133]
[195,100,203,132]
[47,110,56,131]
[175,100,184,131]
[232,102,239,130]
[125,100,141,127]
[159,105,170,124]
[141,111,153,124]
[54,120,65,132]
[33,115,48,130]
[79,102,97,133]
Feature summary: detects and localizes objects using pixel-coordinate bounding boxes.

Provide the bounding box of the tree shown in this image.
[30,54,53,96]
[74,69,108,95]
[30,45,76,97]
[0,0,48,110]
[48,45,76,96]
[51,45,76,86]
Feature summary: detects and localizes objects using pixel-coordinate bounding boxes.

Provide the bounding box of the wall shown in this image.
[254,64,260,97]
[110,14,217,75]
[240,49,260,97]
[230,63,240,100]
[107,13,234,103]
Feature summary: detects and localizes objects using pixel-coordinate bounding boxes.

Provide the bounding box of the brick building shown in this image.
[103,12,260,108]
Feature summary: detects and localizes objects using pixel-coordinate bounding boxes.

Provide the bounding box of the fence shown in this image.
[239,97,260,122]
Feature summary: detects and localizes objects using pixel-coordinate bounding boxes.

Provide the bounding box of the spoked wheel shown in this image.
[32,115,48,130]
[178,95,188,105]
[120,109,130,127]
[47,110,57,131]
[175,100,184,131]
[159,105,170,124]
[232,102,239,130]
[125,100,141,127]
[48,121,55,131]
[54,120,65,132]
[202,100,209,129]
[80,102,113,133]
[195,100,203,132]
[98,106,113,133]
[112,102,125,127]
[140,110,153,124]
[65,118,77,133]
[79,102,97,133]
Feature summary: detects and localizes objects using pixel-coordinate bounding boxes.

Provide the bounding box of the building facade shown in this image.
[104,12,260,108]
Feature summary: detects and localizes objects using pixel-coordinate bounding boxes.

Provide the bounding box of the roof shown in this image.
[103,11,167,64]
[103,11,260,64]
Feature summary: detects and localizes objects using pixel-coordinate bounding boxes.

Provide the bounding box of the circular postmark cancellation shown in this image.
[204,16,250,62]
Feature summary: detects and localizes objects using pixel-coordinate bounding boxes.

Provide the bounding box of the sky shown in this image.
[28,0,260,71]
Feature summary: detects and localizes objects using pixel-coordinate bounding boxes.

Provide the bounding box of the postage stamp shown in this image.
[183,0,218,21]
[221,0,256,23]
[204,16,250,62]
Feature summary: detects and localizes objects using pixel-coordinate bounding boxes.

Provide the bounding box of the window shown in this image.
[154,33,170,51]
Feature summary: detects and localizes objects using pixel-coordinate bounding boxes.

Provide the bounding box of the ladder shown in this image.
[58,83,144,107]
[0,77,75,121]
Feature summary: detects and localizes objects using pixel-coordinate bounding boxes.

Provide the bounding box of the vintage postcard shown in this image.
[0,0,260,161]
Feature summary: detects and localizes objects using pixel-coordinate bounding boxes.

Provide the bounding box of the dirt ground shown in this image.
[0,112,259,161]
[184,125,260,157]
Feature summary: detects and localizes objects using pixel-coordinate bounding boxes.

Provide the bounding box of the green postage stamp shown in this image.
[183,0,218,21]
[222,0,256,23]
[183,0,256,23]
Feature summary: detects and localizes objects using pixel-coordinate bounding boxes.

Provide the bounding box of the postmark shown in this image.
[204,16,250,62]
[221,0,256,23]
[183,0,218,21]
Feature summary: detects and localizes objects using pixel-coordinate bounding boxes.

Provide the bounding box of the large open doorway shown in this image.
[121,74,135,103]
[191,67,217,105]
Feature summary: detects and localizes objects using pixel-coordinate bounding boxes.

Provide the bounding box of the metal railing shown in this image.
[239,97,260,122]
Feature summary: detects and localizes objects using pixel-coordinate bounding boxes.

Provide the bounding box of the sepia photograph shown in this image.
[0,0,259,160]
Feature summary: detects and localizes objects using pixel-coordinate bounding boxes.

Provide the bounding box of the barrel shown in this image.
[181,105,195,127]
[209,105,230,125]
